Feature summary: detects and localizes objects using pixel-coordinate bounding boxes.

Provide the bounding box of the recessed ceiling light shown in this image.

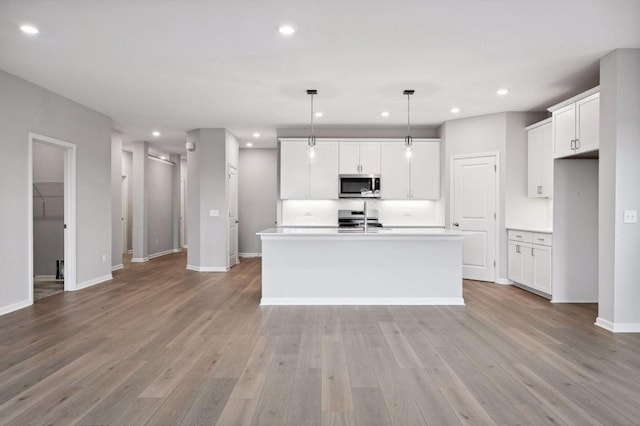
[152,131,160,137]
[451,107,460,114]
[381,111,390,117]
[20,25,39,35]
[278,25,295,36]
[252,132,260,138]
[246,142,254,147]
[497,88,509,96]
[315,112,323,117]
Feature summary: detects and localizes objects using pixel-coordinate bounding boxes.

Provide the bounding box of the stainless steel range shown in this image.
[338,209,382,229]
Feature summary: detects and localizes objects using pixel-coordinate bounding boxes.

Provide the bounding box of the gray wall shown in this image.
[32,142,64,277]
[122,151,133,252]
[599,49,640,328]
[0,69,112,313]
[239,149,278,255]
[147,157,174,256]
[111,131,123,268]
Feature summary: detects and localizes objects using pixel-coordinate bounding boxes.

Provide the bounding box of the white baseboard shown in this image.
[111,264,124,272]
[173,248,182,253]
[182,245,188,249]
[260,297,465,306]
[239,253,262,258]
[74,274,113,291]
[186,264,230,272]
[127,249,133,254]
[131,257,149,263]
[0,299,32,316]
[34,275,60,282]
[551,298,597,304]
[495,278,513,285]
[595,317,640,333]
[148,249,176,260]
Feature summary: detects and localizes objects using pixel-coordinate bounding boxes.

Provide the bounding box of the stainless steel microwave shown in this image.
[339,175,381,198]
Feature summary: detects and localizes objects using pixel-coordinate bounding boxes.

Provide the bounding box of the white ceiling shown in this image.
[1,0,639,153]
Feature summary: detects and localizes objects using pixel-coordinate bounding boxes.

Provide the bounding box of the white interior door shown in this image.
[121,175,128,254]
[452,155,497,282]
[180,179,185,247]
[228,166,238,267]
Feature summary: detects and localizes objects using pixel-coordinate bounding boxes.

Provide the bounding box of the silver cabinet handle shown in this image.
[575,139,580,150]
[516,245,520,253]
[571,139,576,150]
[531,247,535,256]
[516,234,523,238]
[537,238,544,241]
[537,186,542,194]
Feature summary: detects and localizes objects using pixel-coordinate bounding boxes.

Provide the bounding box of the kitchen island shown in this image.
[257,228,464,305]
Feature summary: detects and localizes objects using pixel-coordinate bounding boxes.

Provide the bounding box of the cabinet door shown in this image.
[508,241,522,283]
[540,123,553,197]
[533,244,552,294]
[359,142,381,175]
[521,243,534,287]
[309,142,339,199]
[527,127,542,197]
[553,103,576,158]
[280,141,309,199]
[576,93,599,153]
[380,143,410,199]
[339,142,359,175]
[409,142,440,199]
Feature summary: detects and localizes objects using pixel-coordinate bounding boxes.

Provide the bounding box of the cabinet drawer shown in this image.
[532,233,552,246]
[508,230,533,243]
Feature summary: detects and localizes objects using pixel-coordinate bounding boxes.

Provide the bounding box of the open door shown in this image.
[228,166,238,268]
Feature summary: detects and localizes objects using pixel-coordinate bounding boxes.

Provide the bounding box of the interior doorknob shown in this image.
[453,222,460,227]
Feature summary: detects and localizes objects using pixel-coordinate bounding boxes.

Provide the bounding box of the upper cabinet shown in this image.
[527,118,553,198]
[280,140,339,199]
[549,88,599,158]
[339,142,381,175]
[380,141,440,200]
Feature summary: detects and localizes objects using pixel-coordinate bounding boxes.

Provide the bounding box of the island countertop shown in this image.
[257,227,464,238]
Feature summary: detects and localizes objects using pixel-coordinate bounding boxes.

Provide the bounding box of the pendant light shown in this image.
[404,89,414,160]
[307,89,317,161]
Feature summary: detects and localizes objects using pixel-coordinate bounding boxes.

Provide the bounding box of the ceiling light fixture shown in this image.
[404,90,415,160]
[381,111,390,117]
[307,89,317,161]
[246,142,254,147]
[152,131,160,137]
[451,107,460,114]
[315,112,323,118]
[20,25,39,35]
[253,132,260,138]
[497,88,509,96]
[279,25,295,36]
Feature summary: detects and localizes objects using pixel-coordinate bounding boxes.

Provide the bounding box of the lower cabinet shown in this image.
[507,230,552,296]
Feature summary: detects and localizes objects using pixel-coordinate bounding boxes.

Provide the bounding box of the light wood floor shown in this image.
[1,252,640,425]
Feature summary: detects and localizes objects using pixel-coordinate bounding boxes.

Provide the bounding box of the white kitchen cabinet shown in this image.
[280,141,338,199]
[507,230,552,296]
[550,89,599,158]
[380,141,440,200]
[339,142,381,175]
[527,119,553,198]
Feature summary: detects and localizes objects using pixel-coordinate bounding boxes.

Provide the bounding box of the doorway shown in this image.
[451,153,498,282]
[29,133,76,302]
[121,175,128,255]
[228,165,238,268]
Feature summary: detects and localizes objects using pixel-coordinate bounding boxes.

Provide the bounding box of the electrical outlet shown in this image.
[210,209,219,217]
[623,210,637,224]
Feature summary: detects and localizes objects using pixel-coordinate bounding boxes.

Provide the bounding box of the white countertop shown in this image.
[258,227,464,237]
[507,226,553,234]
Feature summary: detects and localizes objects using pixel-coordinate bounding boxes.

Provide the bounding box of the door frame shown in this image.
[227,165,238,268]
[28,133,77,302]
[449,151,500,283]
[121,175,128,254]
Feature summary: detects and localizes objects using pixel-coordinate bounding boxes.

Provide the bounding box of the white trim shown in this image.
[186,264,230,272]
[595,317,640,333]
[0,299,33,316]
[131,257,149,263]
[278,137,441,144]
[495,278,513,285]
[148,249,177,260]
[29,133,77,302]
[547,86,600,112]
[147,154,175,165]
[260,297,465,306]
[450,151,501,283]
[551,298,597,303]
[127,249,133,254]
[34,275,60,282]
[239,253,262,258]
[173,248,182,253]
[111,264,124,272]
[182,245,188,249]
[75,274,112,291]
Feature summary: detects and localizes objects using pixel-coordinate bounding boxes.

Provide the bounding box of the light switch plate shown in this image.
[210,209,220,217]
[623,210,637,224]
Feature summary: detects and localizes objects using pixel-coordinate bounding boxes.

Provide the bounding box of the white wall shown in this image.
[111,131,123,269]
[180,158,187,247]
[0,69,113,315]
[32,142,64,277]
[122,151,133,252]
[239,149,278,255]
[598,49,640,331]
[147,157,174,257]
